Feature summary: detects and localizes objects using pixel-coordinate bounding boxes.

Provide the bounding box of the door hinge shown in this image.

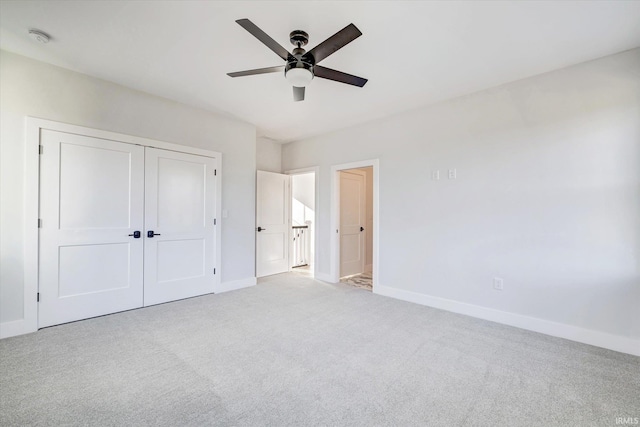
[37,292,40,302]
[214,268,216,275]
[214,169,217,176]
[214,218,217,225]
[38,219,43,228]
[39,145,43,155]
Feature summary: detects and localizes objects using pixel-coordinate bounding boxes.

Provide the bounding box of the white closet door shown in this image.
[256,171,290,277]
[39,130,145,328]
[143,148,217,306]
[340,170,366,277]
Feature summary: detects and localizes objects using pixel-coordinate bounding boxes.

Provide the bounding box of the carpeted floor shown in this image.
[1,273,638,426]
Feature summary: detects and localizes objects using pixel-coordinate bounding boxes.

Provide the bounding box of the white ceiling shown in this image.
[2,1,640,143]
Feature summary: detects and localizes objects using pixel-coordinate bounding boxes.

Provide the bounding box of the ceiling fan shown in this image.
[227,19,368,102]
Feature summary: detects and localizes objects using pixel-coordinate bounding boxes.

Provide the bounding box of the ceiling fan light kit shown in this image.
[227,19,367,101]
[285,64,313,87]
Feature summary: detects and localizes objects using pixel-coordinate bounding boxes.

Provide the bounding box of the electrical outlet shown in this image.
[448,168,457,179]
[493,277,504,291]
[432,170,440,180]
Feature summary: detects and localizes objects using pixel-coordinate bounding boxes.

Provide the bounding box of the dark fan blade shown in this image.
[314,66,367,87]
[236,19,292,61]
[293,86,305,102]
[303,23,362,64]
[227,65,284,78]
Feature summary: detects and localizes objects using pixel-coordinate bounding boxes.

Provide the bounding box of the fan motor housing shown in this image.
[285,59,313,75]
[289,30,309,47]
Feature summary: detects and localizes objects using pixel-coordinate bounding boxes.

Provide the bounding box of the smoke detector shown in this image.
[28,29,50,44]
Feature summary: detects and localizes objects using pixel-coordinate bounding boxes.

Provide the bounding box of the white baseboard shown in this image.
[216,277,257,293]
[374,284,640,357]
[314,272,336,283]
[0,318,36,340]
[1,278,258,340]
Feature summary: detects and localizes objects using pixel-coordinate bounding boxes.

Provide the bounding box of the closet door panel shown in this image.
[39,130,145,328]
[143,148,217,306]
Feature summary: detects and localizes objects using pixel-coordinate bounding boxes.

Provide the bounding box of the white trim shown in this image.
[314,272,336,283]
[374,284,640,357]
[0,319,35,339]
[285,166,320,279]
[26,117,219,157]
[9,117,223,339]
[216,277,257,293]
[214,158,222,293]
[330,159,380,292]
[9,117,41,339]
[285,166,320,174]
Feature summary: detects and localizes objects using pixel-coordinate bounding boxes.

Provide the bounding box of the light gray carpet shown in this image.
[1,273,638,426]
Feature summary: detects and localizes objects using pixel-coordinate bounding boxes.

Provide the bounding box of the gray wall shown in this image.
[292,173,315,213]
[282,49,640,341]
[0,50,257,325]
[256,137,282,173]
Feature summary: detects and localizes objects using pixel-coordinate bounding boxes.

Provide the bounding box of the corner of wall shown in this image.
[256,137,282,173]
[216,277,257,293]
[0,319,37,339]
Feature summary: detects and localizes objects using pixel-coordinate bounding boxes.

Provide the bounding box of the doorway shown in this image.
[290,171,316,277]
[256,168,318,279]
[338,167,373,290]
[331,160,379,292]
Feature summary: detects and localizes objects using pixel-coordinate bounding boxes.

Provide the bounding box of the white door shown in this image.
[256,171,290,277]
[39,130,145,327]
[340,170,366,277]
[143,148,217,306]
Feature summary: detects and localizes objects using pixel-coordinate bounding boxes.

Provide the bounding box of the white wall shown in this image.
[282,49,640,351]
[256,137,282,173]
[0,51,257,328]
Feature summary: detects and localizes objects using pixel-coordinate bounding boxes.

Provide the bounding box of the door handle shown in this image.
[128,231,141,239]
[147,230,161,238]
[257,227,266,232]
[360,226,364,232]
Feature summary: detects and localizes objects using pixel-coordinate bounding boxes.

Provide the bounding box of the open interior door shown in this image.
[340,170,366,277]
[256,171,290,277]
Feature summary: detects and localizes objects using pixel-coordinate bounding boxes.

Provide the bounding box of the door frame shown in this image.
[17,117,222,339]
[330,159,379,290]
[285,166,319,277]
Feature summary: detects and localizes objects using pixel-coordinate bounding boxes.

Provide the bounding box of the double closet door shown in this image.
[38,130,217,328]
